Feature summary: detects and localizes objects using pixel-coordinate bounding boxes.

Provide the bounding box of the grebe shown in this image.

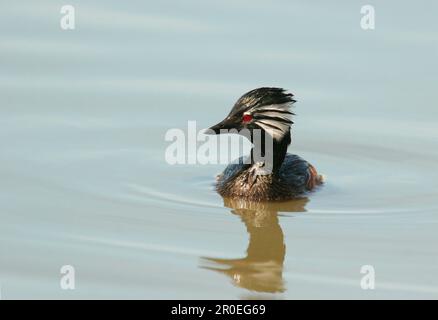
[207,87,323,201]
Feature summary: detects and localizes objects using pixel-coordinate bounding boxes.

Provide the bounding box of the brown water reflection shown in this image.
[201,197,308,293]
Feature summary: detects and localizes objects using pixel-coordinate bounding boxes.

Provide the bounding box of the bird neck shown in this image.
[250,129,290,174]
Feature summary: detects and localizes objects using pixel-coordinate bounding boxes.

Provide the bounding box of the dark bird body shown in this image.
[208,87,323,202]
[216,154,320,201]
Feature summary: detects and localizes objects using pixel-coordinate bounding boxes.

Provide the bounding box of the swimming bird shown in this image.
[208,87,323,201]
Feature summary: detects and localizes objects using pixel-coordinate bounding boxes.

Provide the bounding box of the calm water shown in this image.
[1,1,438,299]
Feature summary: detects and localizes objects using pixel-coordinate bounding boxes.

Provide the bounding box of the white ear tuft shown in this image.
[250,102,294,140]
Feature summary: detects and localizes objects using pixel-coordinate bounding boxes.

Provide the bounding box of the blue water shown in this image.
[1,0,437,299]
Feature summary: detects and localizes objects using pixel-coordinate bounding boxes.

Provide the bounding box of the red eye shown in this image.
[242,114,252,123]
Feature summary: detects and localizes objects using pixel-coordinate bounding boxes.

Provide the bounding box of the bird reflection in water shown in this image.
[201,197,308,294]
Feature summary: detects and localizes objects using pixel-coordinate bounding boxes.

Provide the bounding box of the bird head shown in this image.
[207,87,295,141]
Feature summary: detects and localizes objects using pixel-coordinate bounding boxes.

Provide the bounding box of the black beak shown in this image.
[206,118,234,134]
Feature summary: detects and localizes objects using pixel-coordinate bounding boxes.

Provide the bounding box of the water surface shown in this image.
[1,0,438,299]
